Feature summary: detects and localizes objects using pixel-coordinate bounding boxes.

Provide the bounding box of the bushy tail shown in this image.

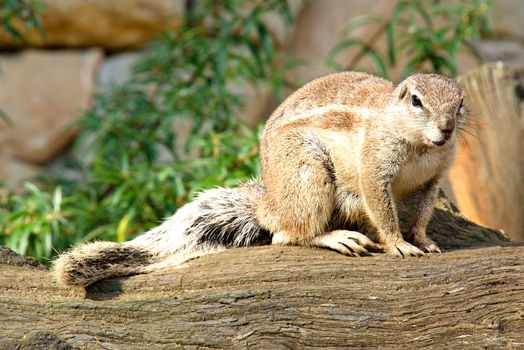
[53,180,269,287]
[53,241,154,287]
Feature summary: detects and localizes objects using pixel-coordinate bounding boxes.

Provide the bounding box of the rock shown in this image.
[97,51,146,87]
[0,0,304,50]
[284,0,524,84]
[0,0,185,49]
[0,48,103,164]
[490,0,524,41]
[284,0,476,83]
[285,0,393,83]
[470,40,524,67]
[0,155,42,192]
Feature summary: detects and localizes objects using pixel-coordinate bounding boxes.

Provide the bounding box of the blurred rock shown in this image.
[490,0,524,41]
[0,48,103,164]
[285,0,393,84]
[261,0,304,45]
[284,0,479,83]
[241,84,277,127]
[471,40,524,67]
[97,51,145,87]
[0,0,184,49]
[284,0,524,84]
[0,155,42,192]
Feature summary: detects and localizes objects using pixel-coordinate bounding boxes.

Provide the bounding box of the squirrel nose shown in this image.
[438,117,455,134]
[432,117,455,147]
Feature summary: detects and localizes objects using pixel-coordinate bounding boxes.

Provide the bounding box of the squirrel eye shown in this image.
[411,95,423,108]
[457,98,464,114]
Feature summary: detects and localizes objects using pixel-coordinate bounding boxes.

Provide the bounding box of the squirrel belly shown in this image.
[54,71,465,287]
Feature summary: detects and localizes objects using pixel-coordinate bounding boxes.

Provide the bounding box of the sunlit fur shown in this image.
[54,180,269,286]
[54,71,465,287]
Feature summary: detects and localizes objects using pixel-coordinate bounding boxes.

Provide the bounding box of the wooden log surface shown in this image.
[1,194,522,350]
[1,244,523,349]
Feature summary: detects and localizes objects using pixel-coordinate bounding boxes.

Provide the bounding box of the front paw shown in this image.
[384,238,425,258]
[311,230,382,256]
[414,237,441,254]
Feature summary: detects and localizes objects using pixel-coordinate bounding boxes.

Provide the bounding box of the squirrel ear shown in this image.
[398,85,408,100]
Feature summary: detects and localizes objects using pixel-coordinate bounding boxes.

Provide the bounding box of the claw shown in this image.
[414,238,441,255]
[311,230,378,257]
[385,238,425,258]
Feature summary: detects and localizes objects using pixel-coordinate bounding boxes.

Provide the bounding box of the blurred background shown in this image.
[0,0,522,263]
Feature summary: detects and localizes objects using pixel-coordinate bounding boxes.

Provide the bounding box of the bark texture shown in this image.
[1,193,522,349]
[449,62,524,241]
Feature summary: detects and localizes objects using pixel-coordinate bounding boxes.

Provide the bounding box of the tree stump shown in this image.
[448,62,524,241]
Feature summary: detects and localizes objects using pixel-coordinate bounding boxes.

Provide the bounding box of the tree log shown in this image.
[448,62,524,241]
[1,193,522,349]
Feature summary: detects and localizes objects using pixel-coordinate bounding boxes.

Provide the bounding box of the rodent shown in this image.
[54,71,466,287]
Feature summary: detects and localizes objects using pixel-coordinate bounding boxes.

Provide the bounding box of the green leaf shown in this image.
[366,48,388,78]
[341,14,383,36]
[257,23,272,61]
[116,213,132,243]
[0,0,294,264]
[387,0,408,65]
[52,187,62,214]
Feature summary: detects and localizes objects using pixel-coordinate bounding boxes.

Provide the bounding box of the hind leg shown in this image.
[257,130,337,243]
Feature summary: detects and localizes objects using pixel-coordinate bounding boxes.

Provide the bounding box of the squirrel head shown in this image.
[389,73,466,148]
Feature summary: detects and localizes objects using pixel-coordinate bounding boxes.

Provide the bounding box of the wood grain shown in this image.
[0,192,520,349]
[1,244,522,349]
[449,62,524,241]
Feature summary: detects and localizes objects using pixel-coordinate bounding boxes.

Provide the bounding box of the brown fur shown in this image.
[256,71,464,257]
[54,71,465,287]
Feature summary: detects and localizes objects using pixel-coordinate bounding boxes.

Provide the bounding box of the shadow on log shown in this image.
[1,191,522,349]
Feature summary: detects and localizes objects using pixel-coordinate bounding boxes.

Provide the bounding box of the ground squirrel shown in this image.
[54,71,466,287]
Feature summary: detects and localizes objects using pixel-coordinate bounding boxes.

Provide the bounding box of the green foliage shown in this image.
[0,0,293,262]
[326,0,492,77]
[0,0,44,42]
[1,184,67,260]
